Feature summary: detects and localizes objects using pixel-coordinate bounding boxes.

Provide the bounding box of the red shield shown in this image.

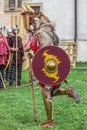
[32,46,70,85]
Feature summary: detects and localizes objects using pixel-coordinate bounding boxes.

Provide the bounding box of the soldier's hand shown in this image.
[10,47,18,52]
[15,47,18,51]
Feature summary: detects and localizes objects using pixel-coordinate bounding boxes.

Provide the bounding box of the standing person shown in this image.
[24,25,40,83]
[5,28,14,81]
[25,27,33,43]
[9,25,24,87]
[24,24,38,83]
[24,24,35,50]
[6,28,14,43]
[0,25,10,89]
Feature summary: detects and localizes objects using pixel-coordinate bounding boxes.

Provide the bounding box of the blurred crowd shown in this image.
[0,23,37,90]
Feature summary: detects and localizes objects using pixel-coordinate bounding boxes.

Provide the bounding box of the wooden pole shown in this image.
[28,53,37,121]
[15,15,18,88]
[15,25,18,88]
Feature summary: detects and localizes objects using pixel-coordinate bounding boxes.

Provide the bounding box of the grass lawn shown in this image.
[76,62,87,67]
[0,68,87,130]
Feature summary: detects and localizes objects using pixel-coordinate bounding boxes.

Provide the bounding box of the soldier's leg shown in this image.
[51,86,80,103]
[65,86,80,103]
[0,65,4,89]
[17,64,22,86]
[5,66,10,82]
[9,64,15,87]
[40,88,54,128]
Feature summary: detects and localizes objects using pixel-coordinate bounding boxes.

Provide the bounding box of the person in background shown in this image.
[6,28,14,43]
[8,25,24,87]
[5,28,14,81]
[24,24,39,83]
[24,24,35,50]
[0,25,10,89]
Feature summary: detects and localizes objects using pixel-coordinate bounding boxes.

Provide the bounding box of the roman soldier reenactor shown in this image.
[23,11,80,128]
[8,25,24,87]
[32,14,80,128]
[5,28,14,81]
[0,25,10,89]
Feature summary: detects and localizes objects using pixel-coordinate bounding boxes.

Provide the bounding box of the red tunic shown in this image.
[24,36,40,52]
[0,34,10,65]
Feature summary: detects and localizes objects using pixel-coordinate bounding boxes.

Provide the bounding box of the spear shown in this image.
[15,25,18,88]
[28,53,37,121]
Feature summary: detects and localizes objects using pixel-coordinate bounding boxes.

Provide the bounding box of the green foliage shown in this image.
[0,69,87,130]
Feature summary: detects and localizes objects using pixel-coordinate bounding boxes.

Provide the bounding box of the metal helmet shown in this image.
[7,28,12,33]
[12,25,19,31]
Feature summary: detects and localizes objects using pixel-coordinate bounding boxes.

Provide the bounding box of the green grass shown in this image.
[0,68,87,130]
[76,62,87,67]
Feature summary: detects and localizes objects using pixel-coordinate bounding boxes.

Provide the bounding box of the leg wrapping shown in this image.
[42,91,53,121]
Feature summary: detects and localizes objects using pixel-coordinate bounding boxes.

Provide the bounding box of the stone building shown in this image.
[0,0,87,63]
